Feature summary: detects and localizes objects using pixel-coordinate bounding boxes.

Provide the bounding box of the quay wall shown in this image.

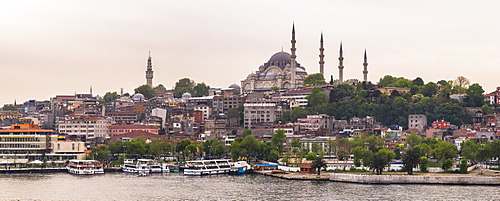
[329,173,500,185]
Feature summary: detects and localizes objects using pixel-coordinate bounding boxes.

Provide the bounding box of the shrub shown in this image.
[459,158,468,174]
[419,156,429,172]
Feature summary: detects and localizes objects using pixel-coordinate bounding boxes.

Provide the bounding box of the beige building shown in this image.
[58,117,110,139]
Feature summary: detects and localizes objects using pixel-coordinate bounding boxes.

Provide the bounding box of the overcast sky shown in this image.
[2,1,500,105]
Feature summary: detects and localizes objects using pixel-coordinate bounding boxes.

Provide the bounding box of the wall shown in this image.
[329,173,500,185]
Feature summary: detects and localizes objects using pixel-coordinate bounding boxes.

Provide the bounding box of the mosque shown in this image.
[241,24,369,92]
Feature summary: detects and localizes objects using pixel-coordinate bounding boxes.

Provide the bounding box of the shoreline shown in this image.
[254,170,500,185]
[0,167,122,174]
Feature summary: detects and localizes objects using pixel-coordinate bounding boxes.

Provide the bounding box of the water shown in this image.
[0,172,498,200]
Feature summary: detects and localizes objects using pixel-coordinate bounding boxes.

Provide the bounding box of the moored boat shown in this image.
[183,159,232,176]
[67,160,104,175]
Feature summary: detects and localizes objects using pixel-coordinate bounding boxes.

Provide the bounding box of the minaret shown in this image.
[290,23,297,89]
[145,51,154,87]
[363,49,368,82]
[319,32,325,75]
[338,42,344,83]
[90,86,93,96]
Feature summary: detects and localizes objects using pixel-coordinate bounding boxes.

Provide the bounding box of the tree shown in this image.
[406,133,422,148]
[412,77,424,86]
[307,87,328,107]
[442,158,454,171]
[291,139,301,154]
[154,84,167,91]
[304,73,327,86]
[311,155,327,175]
[193,82,210,97]
[465,83,485,107]
[421,82,438,97]
[306,152,317,161]
[378,75,397,87]
[453,76,470,88]
[459,158,468,174]
[271,129,287,153]
[419,156,430,172]
[331,83,356,101]
[369,148,395,175]
[437,80,448,86]
[402,147,421,175]
[184,144,198,160]
[1,104,17,111]
[103,92,120,103]
[174,78,195,98]
[271,86,280,91]
[134,84,154,99]
[241,129,252,138]
[432,141,457,161]
[176,139,192,153]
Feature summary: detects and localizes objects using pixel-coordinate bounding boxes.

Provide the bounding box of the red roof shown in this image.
[117,130,161,138]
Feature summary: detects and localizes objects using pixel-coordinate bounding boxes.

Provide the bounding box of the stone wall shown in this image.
[330,173,500,185]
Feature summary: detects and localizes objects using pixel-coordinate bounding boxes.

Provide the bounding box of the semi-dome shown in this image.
[269,51,291,62]
[296,67,305,72]
[260,73,266,77]
[228,84,241,90]
[132,93,145,102]
[266,72,276,77]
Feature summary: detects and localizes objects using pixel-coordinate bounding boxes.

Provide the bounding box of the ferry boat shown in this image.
[183,159,232,176]
[230,161,251,174]
[67,160,104,175]
[121,159,160,173]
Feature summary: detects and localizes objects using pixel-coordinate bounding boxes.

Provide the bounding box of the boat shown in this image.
[183,159,232,176]
[230,161,251,174]
[161,163,170,173]
[120,159,160,173]
[67,160,104,175]
[137,171,151,177]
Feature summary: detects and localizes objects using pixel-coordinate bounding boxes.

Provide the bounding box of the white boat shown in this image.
[230,161,251,174]
[67,160,104,175]
[121,159,160,173]
[161,163,170,173]
[183,159,232,176]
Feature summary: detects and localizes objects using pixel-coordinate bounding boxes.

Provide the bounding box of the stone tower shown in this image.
[290,24,297,89]
[319,32,325,75]
[338,42,344,83]
[363,49,368,82]
[145,51,154,87]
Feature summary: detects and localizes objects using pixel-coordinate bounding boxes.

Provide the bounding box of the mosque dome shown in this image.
[132,93,145,102]
[266,72,276,77]
[269,52,291,62]
[182,92,192,98]
[228,84,241,90]
[260,73,266,77]
[296,67,305,72]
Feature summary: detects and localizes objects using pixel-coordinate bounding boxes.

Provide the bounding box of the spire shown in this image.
[290,23,297,89]
[281,46,284,52]
[90,85,93,96]
[329,75,334,85]
[319,32,325,75]
[363,49,368,82]
[338,41,344,83]
[146,52,154,87]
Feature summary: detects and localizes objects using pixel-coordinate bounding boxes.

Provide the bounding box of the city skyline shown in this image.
[2,1,500,105]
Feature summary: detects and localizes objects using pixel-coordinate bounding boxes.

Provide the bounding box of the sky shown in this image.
[2,1,500,105]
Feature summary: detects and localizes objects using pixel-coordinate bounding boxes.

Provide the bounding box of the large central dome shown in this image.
[269,51,291,62]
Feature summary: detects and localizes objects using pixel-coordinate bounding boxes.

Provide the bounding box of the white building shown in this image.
[58,117,110,139]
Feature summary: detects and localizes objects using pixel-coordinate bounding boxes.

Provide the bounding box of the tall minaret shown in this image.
[363,49,368,82]
[290,23,297,89]
[319,32,325,75]
[338,42,344,83]
[90,86,93,96]
[145,51,154,87]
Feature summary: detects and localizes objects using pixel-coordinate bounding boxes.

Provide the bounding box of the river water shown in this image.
[0,172,498,200]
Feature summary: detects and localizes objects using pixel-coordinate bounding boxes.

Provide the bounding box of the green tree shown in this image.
[134,84,154,99]
[419,156,430,172]
[103,92,120,103]
[2,104,17,111]
[307,87,328,107]
[421,82,438,97]
[406,133,422,148]
[271,86,280,91]
[402,147,421,175]
[192,82,210,97]
[442,158,454,171]
[241,129,252,138]
[465,83,485,107]
[412,77,424,86]
[369,148,396,175]
[306,152,317,161]
[176,139,192,153]
[174,78,196,98]
[432,141,458,161]
[378,75,397,87]
[459,158,468,174]
[304,73,328,86]
[154,84,167,91]
[184,144,198,160]
[291,139,301,154]
[311,155,327,175]
[331,83,356,102]
[271,129,287,153]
